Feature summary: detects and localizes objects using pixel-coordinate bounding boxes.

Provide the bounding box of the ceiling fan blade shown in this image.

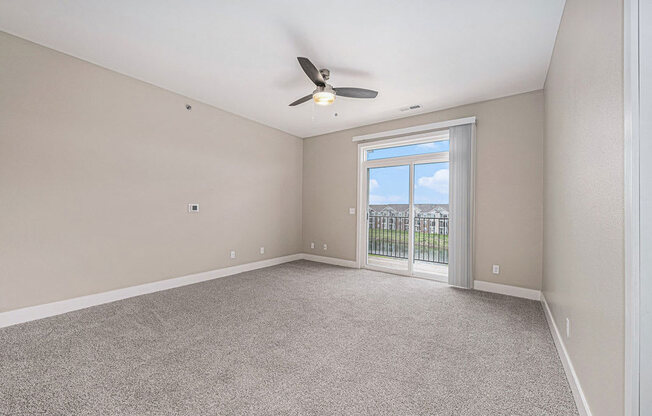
[334,87,378,99]
[297,57,325,87]
[289,94,313,106]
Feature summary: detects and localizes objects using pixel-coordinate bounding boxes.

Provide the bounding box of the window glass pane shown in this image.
[367,140,449,161]
[413,162,449,272]
[367,165,409,271]
[414,162,449,205]
[368,165,409,205]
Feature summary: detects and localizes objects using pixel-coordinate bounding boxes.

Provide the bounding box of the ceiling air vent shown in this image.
[399,104,422,112]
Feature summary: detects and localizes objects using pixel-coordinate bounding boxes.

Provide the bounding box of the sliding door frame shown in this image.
[356,130,450,280]
[625,0,641,414]
[625,0,640,414]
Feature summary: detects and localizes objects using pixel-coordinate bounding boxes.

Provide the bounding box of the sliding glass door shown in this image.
[366,165,409,273]
[362,133,449,281]
[412,162,449,279]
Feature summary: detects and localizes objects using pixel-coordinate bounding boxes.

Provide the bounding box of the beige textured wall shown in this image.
[0,32,303,312]
[303,91,544,290]
[542,0,624,415]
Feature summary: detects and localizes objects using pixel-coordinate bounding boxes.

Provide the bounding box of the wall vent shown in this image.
[399,104,422,112]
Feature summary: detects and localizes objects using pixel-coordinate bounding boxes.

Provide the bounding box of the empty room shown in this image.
[1,1,650,415]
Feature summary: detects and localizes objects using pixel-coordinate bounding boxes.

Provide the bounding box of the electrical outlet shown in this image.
[349,208,356,215]
[492,264,500,274]
[310,242,315,249]
[260,247,264,254]
[323,244,327,251]
[230,250,236,259]
[566,318,571,338]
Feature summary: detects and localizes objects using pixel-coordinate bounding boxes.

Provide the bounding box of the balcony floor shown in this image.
[367,255,448,281]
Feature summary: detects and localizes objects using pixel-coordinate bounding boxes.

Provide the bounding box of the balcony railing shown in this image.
[368,213,449,264]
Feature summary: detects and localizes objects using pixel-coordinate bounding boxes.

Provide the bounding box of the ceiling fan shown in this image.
[289,57,378,107]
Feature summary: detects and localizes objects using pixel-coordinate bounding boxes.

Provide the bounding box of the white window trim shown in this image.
[362,130,450,153]
[352,116,476,142]
[355,128,453,281]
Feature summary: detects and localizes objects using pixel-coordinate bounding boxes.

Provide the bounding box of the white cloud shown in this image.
[416,142,436,149]
[369,179,379,191]
[369,194,403,204]
[417,169,449,193]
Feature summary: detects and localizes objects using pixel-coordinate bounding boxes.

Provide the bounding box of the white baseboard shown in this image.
[0,255,543,329]
[541,294,592,416]
[473,280,541,300]
[0,254,303,328]
[301,254,358,268]
[0,255,594,416]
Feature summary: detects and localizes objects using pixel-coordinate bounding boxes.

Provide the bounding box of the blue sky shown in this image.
[369,162,449,205]
[367,141,449,161]
[367,141,449,205]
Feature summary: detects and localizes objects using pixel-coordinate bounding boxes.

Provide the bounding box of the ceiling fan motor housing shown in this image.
[319,68,330,81]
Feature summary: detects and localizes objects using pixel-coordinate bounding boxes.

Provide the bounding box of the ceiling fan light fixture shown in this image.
[313,90,335,106]
[289,57,377,107]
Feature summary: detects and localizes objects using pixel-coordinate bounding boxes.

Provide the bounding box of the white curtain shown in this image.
[448,124,475,288]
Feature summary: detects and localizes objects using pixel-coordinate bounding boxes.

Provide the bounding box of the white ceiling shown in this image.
[0,0,564,138]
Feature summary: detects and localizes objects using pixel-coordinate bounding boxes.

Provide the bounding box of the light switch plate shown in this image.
[349,208,356,215]
[188,203,199,213]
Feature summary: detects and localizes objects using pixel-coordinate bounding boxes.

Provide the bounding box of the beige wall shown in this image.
[542,0,624,415]
[303,90,544,290]
[0,32,303,312]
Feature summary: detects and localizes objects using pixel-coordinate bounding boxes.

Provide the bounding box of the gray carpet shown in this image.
[0,260,577,415]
